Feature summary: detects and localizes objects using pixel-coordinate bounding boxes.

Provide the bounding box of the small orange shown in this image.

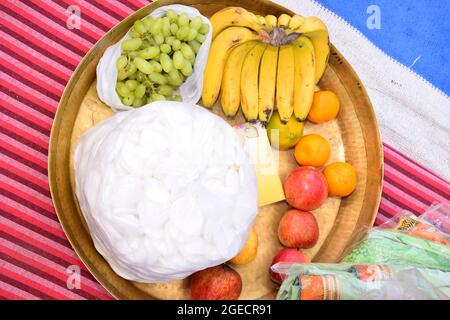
[307,90,340,123]
[323,162,357,197]
[294,134,330,167]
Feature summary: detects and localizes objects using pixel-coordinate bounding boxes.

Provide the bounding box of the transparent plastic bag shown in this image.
[272,203,450,300]
[96,5,212,112]
[274,263,450,300]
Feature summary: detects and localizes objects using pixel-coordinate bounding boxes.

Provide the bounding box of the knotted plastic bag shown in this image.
[96,5,212,112]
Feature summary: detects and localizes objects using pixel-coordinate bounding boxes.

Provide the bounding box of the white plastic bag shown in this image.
[74,102,258,282]
[96,5,212,112]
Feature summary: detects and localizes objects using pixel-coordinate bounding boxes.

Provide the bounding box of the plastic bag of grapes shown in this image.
[97,5,212,112]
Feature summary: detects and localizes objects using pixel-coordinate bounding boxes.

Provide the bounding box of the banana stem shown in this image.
[259,27,301,47]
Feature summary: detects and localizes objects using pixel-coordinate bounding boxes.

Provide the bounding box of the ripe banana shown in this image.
[276,45,295,123]
[277,14,291,28]
[202,27,259,108]
[264,15,277,30]
[221,41,257,117]
[294,17,330,83]
[258,45,279,124]
[256,15,267,26]
[292,36,316,121]
[289,14,305,30]
[210,7,262,39]
[241,43,267,122]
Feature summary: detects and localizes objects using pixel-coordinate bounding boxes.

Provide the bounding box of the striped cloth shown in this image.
[0,0,449,300]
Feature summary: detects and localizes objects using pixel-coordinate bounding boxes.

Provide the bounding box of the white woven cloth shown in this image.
[275,0,450,180]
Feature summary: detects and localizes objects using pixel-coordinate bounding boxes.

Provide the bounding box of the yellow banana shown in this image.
[277,14,291,28]
[241,43,267,122]
[289,14,305,30]
[258,45,279,124]
[294,17,330,83]
[264,15,277,30]
[256,15,267,26]
[202,27,259,108]
[276,45,295,123]
[210,7,262,39]
[221,41,257,117]
[292,37,316,121]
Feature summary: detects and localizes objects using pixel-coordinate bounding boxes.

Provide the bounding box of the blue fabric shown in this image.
[315,0,450,96]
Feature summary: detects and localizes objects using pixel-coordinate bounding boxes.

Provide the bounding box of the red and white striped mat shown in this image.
[0,0,449,300]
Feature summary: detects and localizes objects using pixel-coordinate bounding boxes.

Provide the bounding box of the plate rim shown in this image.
[48,0,383,299]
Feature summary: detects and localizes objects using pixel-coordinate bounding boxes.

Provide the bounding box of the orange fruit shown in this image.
[294,134,330,167]
[229,227,258,265]
[323,162,357,197]
[266,111,304,150]
[307,90,340,123]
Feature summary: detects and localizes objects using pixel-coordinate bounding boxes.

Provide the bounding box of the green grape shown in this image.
[160,43,171,54]
[153,53,160,62]
[176,26,190,40]
[173,50,185,69]
[150,18,162,35]
[195,33,206,44]
[125,61,137,75]
[154,33,164,45]
[162,17,171,37]
[121,38,142,51]
[158,85,174,97]
[171,39,182,51]
[132,97,145,108]
[190,16,203,31]
[181,43,195,60]
[188,40,201,54]
[141,40,152,48]
[166,10,178,23]
[151,93,166,101]
[116,55,128,71]
[178,13,189,27]
[150,61,163,73]
[188,54,195,65]
[127,72,136,80]
[127,51,138,59]
[137,46,160,59]
[199,23,210,35]
[148,73,168,85]
[165,36,175,46]
[143,17,154,30]
[117,70,128,81]
[134,57,154,74]
[173,95,182,102]
[136,71,146,82]
[129,27,140,38]
[170,23,179,36]
[125,79,139,91]
[186,28,198,41]
[116,82,130,97]
[134,20,146,34]
[168,69,183,86]
[181,60,193,77]
[122,94,134,106]
[159,53,173,73]
[134,84,146,98]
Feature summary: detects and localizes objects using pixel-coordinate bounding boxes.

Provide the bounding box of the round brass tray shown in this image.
[49,0,383,299]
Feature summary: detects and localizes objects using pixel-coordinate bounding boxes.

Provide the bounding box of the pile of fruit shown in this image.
[189,86,358,300]
[115,10,210,107]
[202,7,330,124]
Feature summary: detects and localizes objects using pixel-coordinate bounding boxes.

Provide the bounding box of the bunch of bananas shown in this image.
[202,7,330,124]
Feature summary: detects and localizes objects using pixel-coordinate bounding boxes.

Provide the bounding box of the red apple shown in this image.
[190,264,242,300]
[278,209,319,248]
[269,248,310,284]
[284,166,328,211]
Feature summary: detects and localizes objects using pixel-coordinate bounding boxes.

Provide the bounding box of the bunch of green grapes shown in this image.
[115,10,210,107]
